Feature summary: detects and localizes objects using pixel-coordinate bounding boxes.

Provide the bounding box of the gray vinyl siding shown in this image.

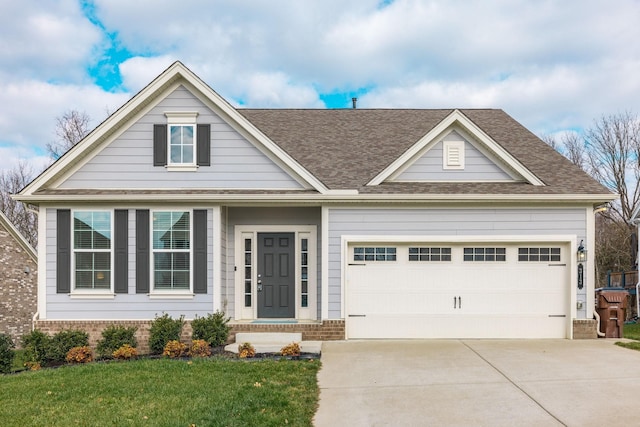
[44,207,215,320]
[60,86,303,190]
[327,207,588,320]
[396,132,513,181]
[225,207,322,320]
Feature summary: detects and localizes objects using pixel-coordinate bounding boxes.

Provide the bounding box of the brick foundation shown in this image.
[573,319,597,339]
[229,320,345,342]
[33,319,345,355]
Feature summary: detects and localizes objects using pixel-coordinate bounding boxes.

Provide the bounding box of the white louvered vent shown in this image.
[443,140,465,169]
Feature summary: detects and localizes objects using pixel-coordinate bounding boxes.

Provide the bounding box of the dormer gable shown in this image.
[367,110,545,187]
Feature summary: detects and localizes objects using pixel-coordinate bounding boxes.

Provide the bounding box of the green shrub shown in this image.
[191,311,231,346]
[0,333,15,374]
[46,330,89,363]
[96,325,138,359]
[148,313,184,354]
[21,329,49,366]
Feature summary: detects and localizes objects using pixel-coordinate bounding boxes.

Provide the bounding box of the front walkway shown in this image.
[314,339,640,426]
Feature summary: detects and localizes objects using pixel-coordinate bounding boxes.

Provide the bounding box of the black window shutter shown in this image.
[196,124,210,166]
[114,210,128,294]
[56,209,71,293]
[136,210,150,293]
[153,124,167,166]
[193,209,207,294]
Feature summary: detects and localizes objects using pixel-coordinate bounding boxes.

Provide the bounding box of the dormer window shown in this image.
[153,112,211,170]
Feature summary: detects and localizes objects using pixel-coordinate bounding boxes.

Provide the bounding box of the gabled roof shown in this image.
[20,61,329,197]
[18,61,614,203]
[239,108,612,197]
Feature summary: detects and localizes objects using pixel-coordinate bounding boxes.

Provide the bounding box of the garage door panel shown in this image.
[346,243,569,339]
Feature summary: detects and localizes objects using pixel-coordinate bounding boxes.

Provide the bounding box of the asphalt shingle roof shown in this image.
[239,108,611,196]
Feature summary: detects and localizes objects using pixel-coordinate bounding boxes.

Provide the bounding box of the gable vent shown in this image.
[443,140,465,169]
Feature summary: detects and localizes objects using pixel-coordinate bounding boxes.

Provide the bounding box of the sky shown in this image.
[1,0,640,175]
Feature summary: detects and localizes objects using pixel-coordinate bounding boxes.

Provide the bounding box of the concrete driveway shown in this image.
[314,339,640,427]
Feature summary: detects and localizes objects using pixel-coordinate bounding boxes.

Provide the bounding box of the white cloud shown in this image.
[2,0,640,174]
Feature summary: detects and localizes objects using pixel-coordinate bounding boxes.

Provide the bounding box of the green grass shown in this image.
[622,322,640,340]
[615,322,640,350]
[0,357,320,427]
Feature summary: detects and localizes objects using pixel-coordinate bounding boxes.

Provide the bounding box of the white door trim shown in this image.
[234,225,317,321]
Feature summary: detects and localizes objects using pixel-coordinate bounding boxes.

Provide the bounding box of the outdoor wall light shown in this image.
[577,240,587,263]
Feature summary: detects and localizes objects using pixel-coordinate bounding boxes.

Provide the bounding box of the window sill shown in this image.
[69,293,116,300]
[165,164,198,172]
[148,293,195,300]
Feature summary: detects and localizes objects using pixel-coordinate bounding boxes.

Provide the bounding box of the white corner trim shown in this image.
[366,110,545,187]
[37,206,47,318]
[321,206,330,321]
[212,206,222,312]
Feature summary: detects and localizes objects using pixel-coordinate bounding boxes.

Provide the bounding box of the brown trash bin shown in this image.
[595,288,629,338]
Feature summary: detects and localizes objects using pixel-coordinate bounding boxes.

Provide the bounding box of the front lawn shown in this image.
[616,322,640,351]
[0,357,320,426]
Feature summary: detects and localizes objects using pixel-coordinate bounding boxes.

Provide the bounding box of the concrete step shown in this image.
[225,332,322,355]
[235,332,302,344]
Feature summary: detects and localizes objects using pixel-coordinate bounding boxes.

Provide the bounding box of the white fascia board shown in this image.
[20,62,185,196]
[20,61,328,196]
[15,192,618,205]
[176,69,329,194]
[367,110,545,187]
[342,234,576,245]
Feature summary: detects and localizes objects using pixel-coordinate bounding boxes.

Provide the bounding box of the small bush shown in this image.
[0,333,15,374]
[46,330,89,363]
[163,340,187,358]
[280,342,301,357]
[97,325,138,359]
[191,311,231,346]
[149,313,184,354]
[238,342,255,359]
[65,346,93,364]
[113,344,138,360]
[188,339,211,358]
[21,329,49,366]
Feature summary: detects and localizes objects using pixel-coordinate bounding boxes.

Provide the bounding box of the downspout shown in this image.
[32,311,39,331]
[593,310,606,337]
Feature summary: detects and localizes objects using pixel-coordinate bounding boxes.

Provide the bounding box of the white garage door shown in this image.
[346,243,569,339]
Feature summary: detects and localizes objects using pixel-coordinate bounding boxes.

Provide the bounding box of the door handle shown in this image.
[257,279,262,291]
[458,296,461,309]
[454,296,462,309]
[454,296,457,309]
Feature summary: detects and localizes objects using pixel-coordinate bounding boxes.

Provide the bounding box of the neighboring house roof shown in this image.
[16,61,614,204]
[0,210,36,261]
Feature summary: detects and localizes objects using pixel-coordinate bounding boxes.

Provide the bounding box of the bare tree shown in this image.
[0,161,37,247]
[541,132,587,170]
[46,110,91,159]
[585,111,640,223]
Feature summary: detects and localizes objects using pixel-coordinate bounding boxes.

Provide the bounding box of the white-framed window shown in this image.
[165,112,198,166]
[353,247,397,262]
[152,210,191,291]
[463,247,506,262]
[518,247,561,262]
[73,210,112,291]
[409,247,452,261]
